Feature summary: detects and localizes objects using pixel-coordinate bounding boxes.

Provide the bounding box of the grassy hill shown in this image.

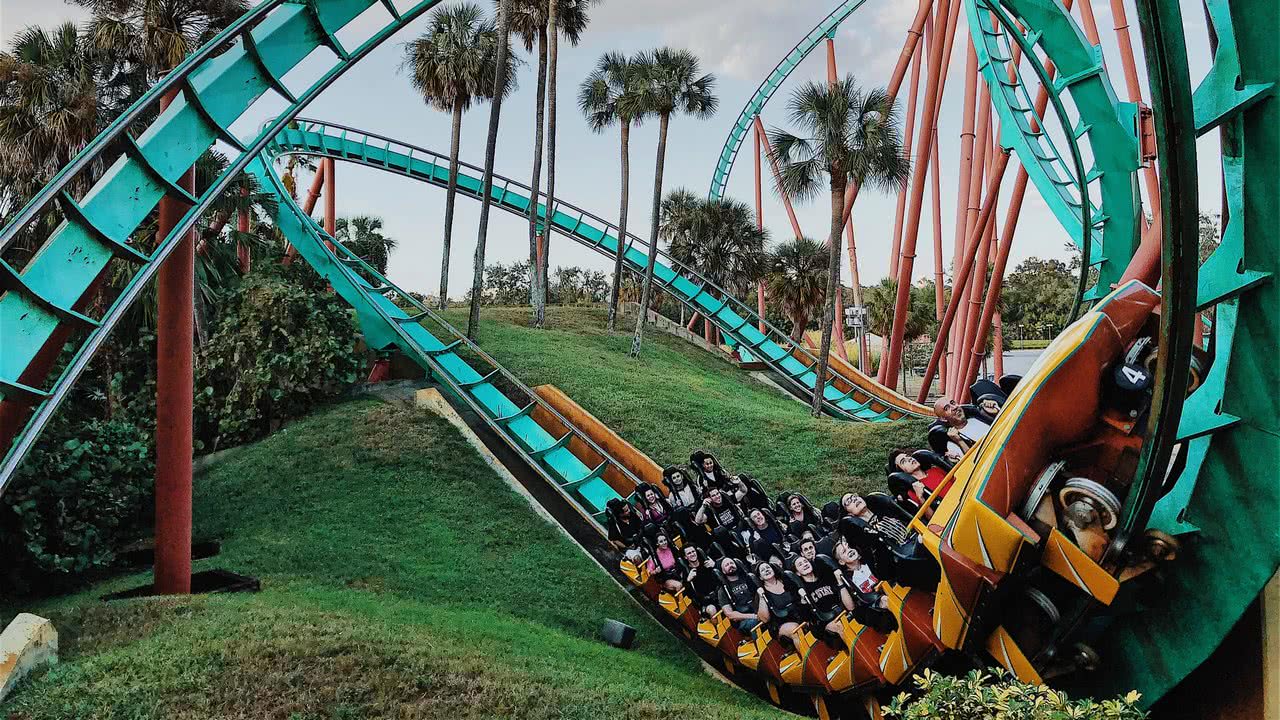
[0,400,791,720]
[2,305,927,719]
[446,305,927,500]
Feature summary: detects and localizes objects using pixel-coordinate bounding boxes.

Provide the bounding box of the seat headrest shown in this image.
[912,449,950,470]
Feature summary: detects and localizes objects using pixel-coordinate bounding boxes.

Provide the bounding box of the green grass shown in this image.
[446,305,927,501]
[1,400,790,720]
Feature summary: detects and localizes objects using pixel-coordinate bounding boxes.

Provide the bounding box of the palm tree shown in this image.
[765,237,828,341]
[507,0,592,327]
[0,23,106,235]
[335,215,398,275]
[74,0,250,82]
[628,48,717,359]
[402,3,511,308]
[467,0,515,340]
[769,77,908,415]
[662,192,767,341]
[578,50,649,331]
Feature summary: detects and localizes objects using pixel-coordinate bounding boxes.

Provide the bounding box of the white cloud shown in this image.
[0,0,89,49]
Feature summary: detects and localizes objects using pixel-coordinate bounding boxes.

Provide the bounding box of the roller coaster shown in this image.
[0,0,1274,718]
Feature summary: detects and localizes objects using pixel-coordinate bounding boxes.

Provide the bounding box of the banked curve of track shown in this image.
[265,119,932,423]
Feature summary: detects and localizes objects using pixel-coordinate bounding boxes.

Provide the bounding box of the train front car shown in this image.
[914,279,1181,684]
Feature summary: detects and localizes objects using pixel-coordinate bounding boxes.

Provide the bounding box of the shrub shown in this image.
[886,669,1147,720]
[195,263,362,450]
[0,418,154,594]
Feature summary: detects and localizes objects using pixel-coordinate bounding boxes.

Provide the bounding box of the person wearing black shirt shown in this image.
[792,555,855,643]
[694,487,749,556]
[841,493,910,545]
[606,499,644,552]
[682,545,722,617]
[754,561,803,643]
[663,466,710,546]
[716,558,761,632]
[746,508,786,562]
[782,493,823,540]
[689,450,732,494]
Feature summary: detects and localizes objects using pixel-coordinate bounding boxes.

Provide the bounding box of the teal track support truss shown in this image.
[707,0,869,200]
[1087,0,1278,706]
[968,0,1141,301]
[248,158,640,524]
[265,120,929,424]
[0,0,455,490]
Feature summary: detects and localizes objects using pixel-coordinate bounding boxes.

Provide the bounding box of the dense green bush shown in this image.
[195,264,362,450]
[886,669,1146,720]
[0,418,153,594]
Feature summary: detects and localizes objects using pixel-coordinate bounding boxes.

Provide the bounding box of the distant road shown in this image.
[997,349,1042,377]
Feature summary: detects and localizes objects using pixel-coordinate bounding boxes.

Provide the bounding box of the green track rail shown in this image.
[266,120,929,423]
[1089,0,1278,705]
[0,0,450,491]
[969,0,1141,300]
[247,157,639,523]
[706,0,868,200]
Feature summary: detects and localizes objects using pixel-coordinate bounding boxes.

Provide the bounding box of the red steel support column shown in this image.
[323,157,336,238]
[889,33,924,279]
[283,163,326,264]
[883,0,953,390]
[154,89,194,596]
[930,128,945,394]
[754,122,767,332]
[956,133,1000,400]
[303,163,326,216]
[959,167,1030,392]
[755,116,805,240]
[1109,0,1163,287]
[916,149,1013,402]
[945,42,980,395]
[951,84,992,385]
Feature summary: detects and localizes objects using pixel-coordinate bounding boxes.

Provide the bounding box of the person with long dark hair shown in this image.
[754,561,803,643]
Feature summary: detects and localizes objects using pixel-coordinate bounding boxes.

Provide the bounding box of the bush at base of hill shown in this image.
[886,669,1147,720]
[195,263,362,451]
[0,418,153,594]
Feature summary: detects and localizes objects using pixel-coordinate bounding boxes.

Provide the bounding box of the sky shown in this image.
[0,0,1222,301]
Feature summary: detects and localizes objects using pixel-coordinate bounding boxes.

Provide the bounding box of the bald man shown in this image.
[927,397,991,462]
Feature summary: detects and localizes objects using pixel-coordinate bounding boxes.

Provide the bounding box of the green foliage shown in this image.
[887,669,1146,720]
[863,278,940,340]
[0,418,153,594]
[550,266,609,304]
[475,262,609,306]
[1003,257,1077,340]
[335,214,397,274]
[194,264,362,450]
[765,236,827,340]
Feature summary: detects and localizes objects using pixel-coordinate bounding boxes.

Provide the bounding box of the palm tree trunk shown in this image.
[441,99,464,309]
[812,176,847,417]
[539,0,560,329]
[629,112,670,358]
[528,29,548,322]
[467,0,512,340]
[791,311,807,342]
[607,120,631,331]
